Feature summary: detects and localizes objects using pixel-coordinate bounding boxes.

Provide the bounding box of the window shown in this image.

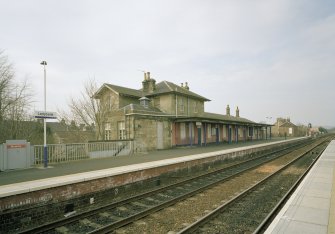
[104,123,111,140]
[139,97,150,108]
[289,127,293,135]
[118,121,126,140]
[179,98,184,113]
[194,101,198,113]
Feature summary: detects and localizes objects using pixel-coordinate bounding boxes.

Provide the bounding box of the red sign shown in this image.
[7,144,26,149]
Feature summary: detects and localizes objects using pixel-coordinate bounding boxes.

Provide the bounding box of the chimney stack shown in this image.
[142,71,156,93]
[181,83,184,88]
[226,105,230,116]
[184,82,189,90]
[236,106,240,117]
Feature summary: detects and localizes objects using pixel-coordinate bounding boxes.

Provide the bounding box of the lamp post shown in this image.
[40,61,48,168]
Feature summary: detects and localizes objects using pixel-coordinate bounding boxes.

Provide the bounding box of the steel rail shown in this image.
[177,138,330,234]
[88,140,315,233]
[252,142,329,234]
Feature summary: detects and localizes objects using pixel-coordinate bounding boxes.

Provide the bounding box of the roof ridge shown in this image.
[106,83,138,91]
[104,83,143,97]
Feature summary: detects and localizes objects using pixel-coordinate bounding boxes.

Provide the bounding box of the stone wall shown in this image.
[133,116,171,151]
[158,93,205,116]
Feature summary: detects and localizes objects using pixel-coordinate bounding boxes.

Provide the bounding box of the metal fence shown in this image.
[33,140,134,165]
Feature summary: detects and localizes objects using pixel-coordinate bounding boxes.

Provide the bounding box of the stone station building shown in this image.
[94,72,271,152]
[271,117,298,137]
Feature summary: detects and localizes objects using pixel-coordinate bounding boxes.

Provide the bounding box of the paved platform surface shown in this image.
[0,139,284,186]
[265,140,335,234]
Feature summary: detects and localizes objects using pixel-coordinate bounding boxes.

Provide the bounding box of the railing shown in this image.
[33,140,133,165]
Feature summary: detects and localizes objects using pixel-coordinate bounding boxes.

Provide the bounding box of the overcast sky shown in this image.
[1,0,334,127]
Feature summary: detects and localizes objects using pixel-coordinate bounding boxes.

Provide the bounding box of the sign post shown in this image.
[34,111,57,119]
[34,110,57,168]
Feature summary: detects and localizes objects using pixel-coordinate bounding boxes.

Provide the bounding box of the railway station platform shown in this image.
[3,136,332,233]
[0,138,287,186]
[0,138,303,204]
[265,140,335,234]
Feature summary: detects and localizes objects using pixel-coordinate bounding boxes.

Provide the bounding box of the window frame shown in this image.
[118,121,126,140]
[104,122,111,140]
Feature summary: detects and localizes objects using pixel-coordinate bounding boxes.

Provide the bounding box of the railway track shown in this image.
[177,137,331,234]
[22,138,318,234]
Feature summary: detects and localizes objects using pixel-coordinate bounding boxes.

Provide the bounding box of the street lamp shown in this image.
[40,61,48,168]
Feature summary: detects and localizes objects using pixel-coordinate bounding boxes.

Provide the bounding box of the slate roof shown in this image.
[122,104,171,116]
[121,105,268,126]
[279,121,297,127]
[145,81,210,101]
[201,112,256,124]
[105,84,143,98]
[95,81,210,101]
[175,112,269,126]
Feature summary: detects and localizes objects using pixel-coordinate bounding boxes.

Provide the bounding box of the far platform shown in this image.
[265,140,335,234]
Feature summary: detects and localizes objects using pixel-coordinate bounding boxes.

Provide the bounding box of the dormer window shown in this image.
[139,97,150,108]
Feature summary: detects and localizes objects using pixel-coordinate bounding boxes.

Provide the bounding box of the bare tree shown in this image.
[0,51,15,122]
[59,79,108,140]
[0,50,35,142]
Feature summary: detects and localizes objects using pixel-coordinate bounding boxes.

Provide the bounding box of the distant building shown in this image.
[308,127,321,137]
[271,117,297,137]
[48,121,96,144]
[94,72,271,151]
